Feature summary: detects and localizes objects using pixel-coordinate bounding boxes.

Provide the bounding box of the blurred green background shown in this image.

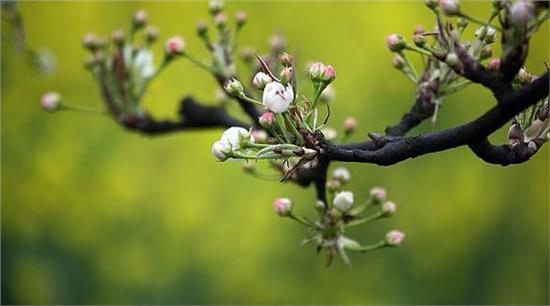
[1,1,548,304]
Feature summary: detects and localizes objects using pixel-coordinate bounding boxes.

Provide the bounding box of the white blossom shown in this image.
[262,81,294,113]
[221,127,252,149]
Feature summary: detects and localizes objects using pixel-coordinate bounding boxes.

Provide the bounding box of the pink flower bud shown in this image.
[386,34,406,52]
[510,0,535,27]
[111,29,125,47]
[487,58,500,71]
[235,11,247,27]
[344,117,357,134]
[279,52,294,66]
[273,198,293,216]
[386,230,405,246]
[214,13,227,28]
[40,91,61,112]
[326,180,341,193]
[270,34,285,53]
[251,129,268,143]
[439,0,461,16]
[321,65,336,82]
[382,201,397,216]
[413,25,425,35]
[165,36,185,56]
[370,186,387,204]
[252,72,272,89]
[259,112,276,128]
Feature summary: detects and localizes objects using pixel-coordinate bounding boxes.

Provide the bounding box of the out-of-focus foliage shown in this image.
[1,1,548,304]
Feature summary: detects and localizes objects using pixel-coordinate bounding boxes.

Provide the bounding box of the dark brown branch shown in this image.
[468,138,541,166]
[328,72,549,166]
[121,96,250,135]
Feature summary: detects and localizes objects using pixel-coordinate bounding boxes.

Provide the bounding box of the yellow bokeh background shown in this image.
[1,1,548,304]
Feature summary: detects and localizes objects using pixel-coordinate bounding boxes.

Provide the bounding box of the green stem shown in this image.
[289,212,314,227]
[460,12,503,31]
[284,112,305,145]
[183,53,215,73]
[345,211,383,228]
[438,80,472,95]
[405,45,432,56]
[355,241,387,252]
[399,51,418,81]
[60,104,107,115]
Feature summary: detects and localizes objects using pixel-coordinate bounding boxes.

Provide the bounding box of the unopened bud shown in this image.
[224,78,244,96]
[259,112,276,128]
[40,92,61,112]
[517,67,534,83]
[321,65,336,82]
[273,198,293,217]
[279,67,293,85]
[196,20,208,37]
[370,186,387,204]
[81,33,104,51]
[510,0,535,27]
[240,47,255,63]
[212,140,232,161]
[323,127,338,141]
[344,117,357,134]
[332,167,351,183]
[251,129,268,143]
[385,34,406,52]
[279,52,294,67]
[440,0,461,16]
[307,62,326,81]
[214,13,227,29]
[392,54,406,70]
[235,11,247,28]
[315,200,326,212]
[208,0,224,15]
[252,72,272,89]
[133,9,147,28]
[333,191,354,212]
[457,18,469,30]
[320,85,336,102]
[445,52,460,67]
[485,26,497,43]
[165,36,185,56]
[413,34,426,47]
[326,179,341,193]
[386,230,405,246]
[382,201,397,216]
[111,29,125,47]
[413,25,425,35]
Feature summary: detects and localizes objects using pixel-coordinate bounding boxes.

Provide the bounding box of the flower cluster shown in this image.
[386,0,547,123]
[214,53,336,169]
[273,167,405,267]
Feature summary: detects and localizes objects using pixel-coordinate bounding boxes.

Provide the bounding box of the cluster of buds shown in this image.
[215,53,337,178]
[274,167,405,267]
[40,9,191,120]
[385,0,545,123]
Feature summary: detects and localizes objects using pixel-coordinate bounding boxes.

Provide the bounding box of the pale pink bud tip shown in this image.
[386,230,405,246]
[308,62,326,81]
[344,117,357,133]
[382,201,397,216]
[252,72,272,89]
[214,13,227,27]
[321,65,336,82]
[370,186,387,204]
[259,112,276,128]
[332,167,351,183]
[165,36,185,56]
[235,11,247,26]
[133,9,148,27]
[385,34,406,52]
[41,92,61,112]
[273,198,293,216]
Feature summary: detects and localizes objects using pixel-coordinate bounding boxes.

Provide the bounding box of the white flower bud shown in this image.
[385,34,406,52]
[273,198,292,216]
[320,85,336,102]
[333,191,354,212]
[221,127,252,149]
[208,0,224,15]
[439,0,460,16]
[212,140,232,161]
[382,201,397,216]
[386,230,405,246]
[445,52,460,67]
[332,167,351,183]
[251,129,268,143]
[323,127,338,141]
[307,62,326,81]
[252,72,272,89]
[262,81,294,113]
